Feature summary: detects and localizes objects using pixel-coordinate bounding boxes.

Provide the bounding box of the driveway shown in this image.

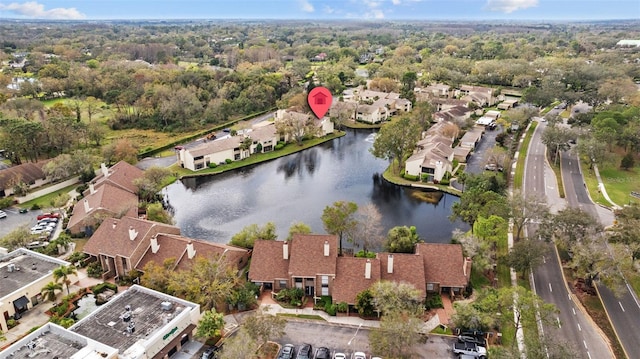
[465,125,501,175]
[0,208,39,238]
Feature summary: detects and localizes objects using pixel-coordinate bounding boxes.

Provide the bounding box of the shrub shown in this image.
[420,173,430,182]
[0,197,12,209]
[7,319,18,329]
[208,162,218,168]
[275,287,304,305]
[620,153,635,170]
[324,302,337,316]
[275,143,285,150]
[439,178,450,186]
[354,250,376,258]
[403,173,419,181]
[92,282,118,295]
[424,294,444,310]
[336,302,349,313]
[86,261,103,278]
[225,159,232,164]
[31,203,41,210]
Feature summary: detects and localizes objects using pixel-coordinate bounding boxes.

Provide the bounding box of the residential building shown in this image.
[66,182,139,235]
[177,136,245,171]
[416,243,472,295]
[0,249,71,333]
[135,233,251,272]
[274,109,334,138]
[0,323,118,359]
[82,217,180,280]
[428,98,469,112]
[0,162,48,198]
[69,285,200,359]
[89,161,144,197]
[249,234,471,306]
[419,83,451,98]
[458,126,485,150]
[404,121,459,182]
[456,85,496,107]
[497,98,518,110]
[355,103,388,124]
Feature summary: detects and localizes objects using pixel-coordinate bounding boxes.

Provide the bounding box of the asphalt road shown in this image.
[561,150,640,359]
[464,125,501,175]
[525,120,613,359]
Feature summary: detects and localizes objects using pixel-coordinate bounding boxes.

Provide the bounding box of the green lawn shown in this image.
[19,183,79,209]
[514,121,538,189]
[276,313,326,321]
[596,166,640,207]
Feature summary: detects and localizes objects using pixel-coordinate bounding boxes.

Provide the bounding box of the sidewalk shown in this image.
[15,177,80,204]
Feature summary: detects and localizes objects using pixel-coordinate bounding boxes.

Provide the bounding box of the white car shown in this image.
[352,352,367,359]
[0,210,6,219]
[333,353,346,359]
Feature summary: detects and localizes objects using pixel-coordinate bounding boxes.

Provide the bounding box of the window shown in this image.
[321,276,329,296]
[294,278,303,289]
[279,280,287,289]
[427,283,435,291]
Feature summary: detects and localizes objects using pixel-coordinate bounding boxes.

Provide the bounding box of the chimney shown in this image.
[89,183,96,194]
[83,199,92,213]
[187,241,196,259]
[387,254,394,274]
[365,259,371,279]
[128,226,138,241]
[283,241,289,260]
[323,240,330,257]
[151,235,160,254]
[463,257,469,277]
[100,163,109,177]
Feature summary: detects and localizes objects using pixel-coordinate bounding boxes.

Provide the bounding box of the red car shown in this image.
[37,212,61,220]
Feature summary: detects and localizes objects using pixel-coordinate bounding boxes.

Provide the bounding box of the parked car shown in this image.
[37,212,60,220]
[201,343,222,359]
[19,208,28,214]
[315,347,331,359]
[484,163,503,172]
[458,334,486,346]
[279,344,295,359]
[352,352,367,359]
[295,344,312,359]
[333,353,346,359]
[453,341,487,358]
[0,210,6,219]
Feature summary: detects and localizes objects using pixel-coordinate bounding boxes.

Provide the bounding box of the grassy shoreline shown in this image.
[172,132,346,178]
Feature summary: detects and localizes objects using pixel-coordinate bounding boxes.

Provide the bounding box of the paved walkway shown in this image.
[593,164,621,209]
[15,177,80,203]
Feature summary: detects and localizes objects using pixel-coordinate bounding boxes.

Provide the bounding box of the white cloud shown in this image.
[323,6,335,14]
[0,1,85,19]
[391,0,401,4]
[485,0,538,13]
[297,0,314,13]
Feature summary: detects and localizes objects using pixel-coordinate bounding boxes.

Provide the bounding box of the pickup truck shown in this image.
[453,341,487,358]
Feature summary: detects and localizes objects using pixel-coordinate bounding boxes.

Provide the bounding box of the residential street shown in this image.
[525,120,613,359]
[560,150,640,359]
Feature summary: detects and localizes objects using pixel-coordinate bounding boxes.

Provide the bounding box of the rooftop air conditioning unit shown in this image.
[123,312,131,322]
[161,301,172,311]
[7,263,15,272]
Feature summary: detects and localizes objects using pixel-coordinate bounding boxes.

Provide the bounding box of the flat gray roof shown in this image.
[0,249,66,298]
[3,327,85,359]
[70,286,195,353]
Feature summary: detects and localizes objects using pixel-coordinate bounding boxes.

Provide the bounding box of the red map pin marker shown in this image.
[308,86,332,119]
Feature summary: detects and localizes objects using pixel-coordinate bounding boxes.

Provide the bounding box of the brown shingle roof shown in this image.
[333,257,381,304]
[91,161,144,195]
[289,234,338,277]
[83,216,180,259]
[416,243,470,288]
[248,240,290,282]
[378,253,426,297]
[135,233,250,272]
[0,162,46,189]
[67,183,138,231]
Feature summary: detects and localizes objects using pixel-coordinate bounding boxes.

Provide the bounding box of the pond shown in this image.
[71,293,98,321]
[164,129,469,246]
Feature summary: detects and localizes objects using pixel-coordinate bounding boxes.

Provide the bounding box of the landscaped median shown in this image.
[513,121,537,189]
[171,131,346,178]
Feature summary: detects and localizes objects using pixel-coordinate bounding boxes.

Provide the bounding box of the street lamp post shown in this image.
[347,323,363,357]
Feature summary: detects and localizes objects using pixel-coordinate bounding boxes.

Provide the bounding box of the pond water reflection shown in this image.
[164,129,469,245]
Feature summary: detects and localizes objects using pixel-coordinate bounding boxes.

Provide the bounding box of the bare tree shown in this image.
[348,203,385,256]
[509,190,549,241]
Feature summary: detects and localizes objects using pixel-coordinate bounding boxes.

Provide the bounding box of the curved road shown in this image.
[525,120,613,359]
[561,149,640,359]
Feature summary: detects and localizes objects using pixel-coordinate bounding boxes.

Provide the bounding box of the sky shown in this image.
[0,0,638,21]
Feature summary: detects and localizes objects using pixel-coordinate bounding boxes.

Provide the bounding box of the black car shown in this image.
[201,344,222,359]
[315,347,331,359]
[295,344,312,359]
[279,344,295,359]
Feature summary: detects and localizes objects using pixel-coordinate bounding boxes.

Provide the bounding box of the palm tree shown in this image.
[53,265,78,295]
[41,281,63,303]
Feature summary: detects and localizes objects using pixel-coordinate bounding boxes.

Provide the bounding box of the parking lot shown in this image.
[274,320,456,358]
[0,207,41,238]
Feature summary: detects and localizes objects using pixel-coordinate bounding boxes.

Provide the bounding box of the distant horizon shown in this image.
[0,1,638,21]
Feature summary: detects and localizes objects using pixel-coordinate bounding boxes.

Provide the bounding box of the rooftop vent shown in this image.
[32,263,37,270]
[122,312,131,322]
[126,322,135,333]
[161,301,173,311]
[7,263,15,272]
[125,305,131,311]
